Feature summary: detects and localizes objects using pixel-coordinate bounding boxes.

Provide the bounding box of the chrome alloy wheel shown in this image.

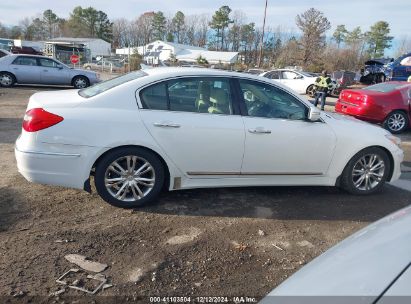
[387,113,406,132]
[104,156,155,201]
[74,77,87,88]
[0,74,13,86]
[352,154,385,191]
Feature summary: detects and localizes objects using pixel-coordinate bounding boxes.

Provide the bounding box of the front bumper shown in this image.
[391,147,404,182]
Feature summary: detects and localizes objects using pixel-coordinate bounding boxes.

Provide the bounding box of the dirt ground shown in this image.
[0,85,410,303]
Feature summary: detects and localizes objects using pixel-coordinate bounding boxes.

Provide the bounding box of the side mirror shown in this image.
[308,107,321,122]
[295,75,303,79]
[57,65,63,69]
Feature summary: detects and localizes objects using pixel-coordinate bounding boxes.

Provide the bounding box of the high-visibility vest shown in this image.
[315,76,332,88]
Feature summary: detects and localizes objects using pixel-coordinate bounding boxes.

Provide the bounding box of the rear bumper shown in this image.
[335,101,384,123]
[15,141,97,190]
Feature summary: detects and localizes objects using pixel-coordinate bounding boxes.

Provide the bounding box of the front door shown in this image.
[137,77,245,176]
[237,79,336,175]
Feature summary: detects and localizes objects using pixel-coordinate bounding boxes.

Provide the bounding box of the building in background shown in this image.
[116,40,239,65]
[48,37,111,58]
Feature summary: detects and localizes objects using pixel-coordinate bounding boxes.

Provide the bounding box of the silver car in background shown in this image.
[261,205,411,304]
[0,54,100,88]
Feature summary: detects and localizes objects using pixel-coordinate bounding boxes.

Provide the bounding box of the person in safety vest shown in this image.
[313,70,333,111]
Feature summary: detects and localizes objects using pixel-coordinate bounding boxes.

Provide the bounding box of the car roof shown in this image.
[7,54,48,59]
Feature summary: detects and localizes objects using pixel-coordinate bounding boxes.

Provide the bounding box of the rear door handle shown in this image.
[153,122,181,128]
[248,128,271,134]
[43,70,48,72]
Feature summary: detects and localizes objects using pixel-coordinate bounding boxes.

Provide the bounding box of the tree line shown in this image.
[0,5,406,72]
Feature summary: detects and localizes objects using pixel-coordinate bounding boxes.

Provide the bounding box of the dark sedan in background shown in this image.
[0,54,100,88]
[335,82,411,134]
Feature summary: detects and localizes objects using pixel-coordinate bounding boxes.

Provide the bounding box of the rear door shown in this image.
[10,56,42,84]
[38,58,70,85]
[137,77,245,176]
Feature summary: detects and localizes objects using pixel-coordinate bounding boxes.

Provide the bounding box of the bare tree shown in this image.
[296,8,331,68]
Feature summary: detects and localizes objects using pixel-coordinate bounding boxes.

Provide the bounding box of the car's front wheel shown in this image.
[0,72,16,87]
[340,147,390,195]
[72,76,90,89]
[384,111,409,134]
[306,84,315,98]
[94,147,165,208]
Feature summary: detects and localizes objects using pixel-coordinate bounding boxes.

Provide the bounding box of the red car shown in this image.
[335,82,411,134]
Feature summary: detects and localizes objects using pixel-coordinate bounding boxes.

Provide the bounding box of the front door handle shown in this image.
[153,122,181,128]
[248,128,271,134]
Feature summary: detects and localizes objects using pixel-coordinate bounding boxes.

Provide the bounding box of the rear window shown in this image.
[362,83,405,93]
[79,70,147,98]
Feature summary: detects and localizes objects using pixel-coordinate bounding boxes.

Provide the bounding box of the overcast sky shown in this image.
[1,0,409,38]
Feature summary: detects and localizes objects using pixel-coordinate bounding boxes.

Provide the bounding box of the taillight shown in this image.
[23,108,64,132]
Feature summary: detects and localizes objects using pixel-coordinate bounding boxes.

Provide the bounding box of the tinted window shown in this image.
[239,80,307,120]
[168,78,232,114]
[12,56,38,66]
[39,58,59,68]
[266,71,280,79]
[140,82,168,110]
[79,70,147,98]
[282,71,298,80]
[140,78,233,115]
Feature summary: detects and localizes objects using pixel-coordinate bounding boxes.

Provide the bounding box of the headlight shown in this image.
[385,134,402,148]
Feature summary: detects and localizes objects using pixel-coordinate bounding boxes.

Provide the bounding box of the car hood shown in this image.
[70,68,97,76]
[321,111,389,136]
[261,205,411,303]
[27,89,85,110]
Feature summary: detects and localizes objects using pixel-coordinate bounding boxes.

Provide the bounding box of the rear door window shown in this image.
[140,82,168,110]
[12,56,38,66]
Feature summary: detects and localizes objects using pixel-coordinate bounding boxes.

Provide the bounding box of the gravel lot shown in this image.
[1,85,410,303]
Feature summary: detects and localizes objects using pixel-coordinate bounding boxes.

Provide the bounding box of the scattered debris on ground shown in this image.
[64,254,108,273]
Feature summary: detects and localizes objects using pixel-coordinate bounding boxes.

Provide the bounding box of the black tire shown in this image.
[72,76,90,89]
[306,84,315,98]
[0,72,16,87]
[340,147,391,195]
[94,147,165,208]
[384,110,409,134]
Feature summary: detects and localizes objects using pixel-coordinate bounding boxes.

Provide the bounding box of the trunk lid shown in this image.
[27,89,85,111]
[339,89,368,106]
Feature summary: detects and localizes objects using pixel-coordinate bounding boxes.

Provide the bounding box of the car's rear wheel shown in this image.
[384,111,409,134]
[0,72,16,87]
[95,147,165,208]
[72,76,90,89]
[340,147,390,195]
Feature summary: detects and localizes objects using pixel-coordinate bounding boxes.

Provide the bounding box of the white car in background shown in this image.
[259,69,319,95]
[15,68,403,208]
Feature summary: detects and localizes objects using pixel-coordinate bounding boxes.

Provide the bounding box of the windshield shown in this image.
[78,70,148,98]
[362,82,406,93]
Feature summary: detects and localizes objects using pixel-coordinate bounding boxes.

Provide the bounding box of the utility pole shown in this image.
[258,0,268,67]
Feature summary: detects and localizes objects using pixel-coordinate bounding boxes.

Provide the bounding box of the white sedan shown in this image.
[259,69,318,95]
[15,68,404,208]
